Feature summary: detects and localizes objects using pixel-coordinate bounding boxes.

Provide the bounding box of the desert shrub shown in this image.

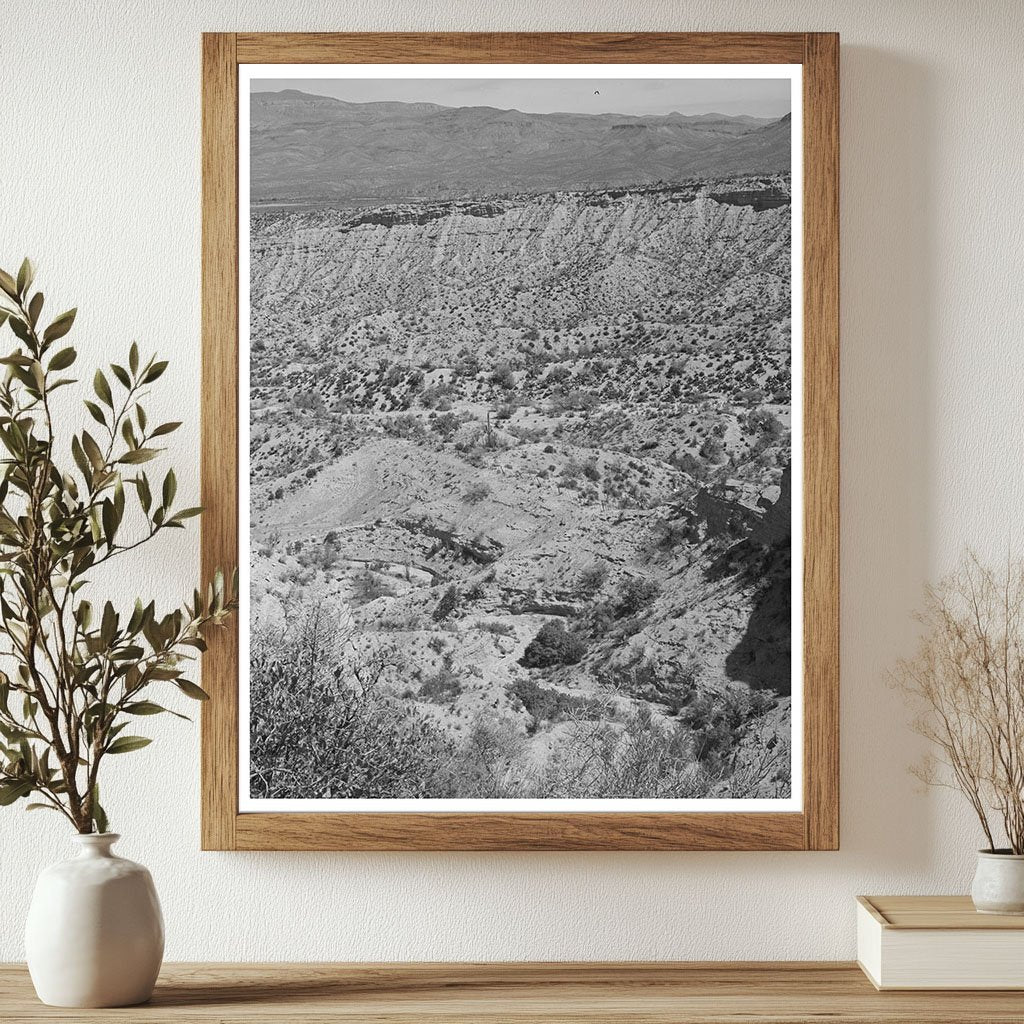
[581,459,601,481]
[419,384,453,410]
[545,364,571,385]
[490,362,516,389]
[351,568,394,605]
[600,654,658,696]
[454,354,480,378]
[587,577,663,639]
[463,481,491,504]
[725,727,791,798]
[519,620,587,668]
[615,576,661,617]
[576,561,609,599]
[419,665,463,702]
[649,518,693,552]
[670,449,703,480]
[656,661,701,714]
[744,408,782,438]
[249,611,457,799]
[508,424,545,443]
[508,678,605,732]
[478,619,515,637]
[432,585,460,621]
[375,608,423,632]
[565,389,600,411]
[294,390,325,412]
[297,540,337,571]
[683,687,776,774]
[383,412,426,439]
[589,600,617,637]
[446,714,529,798]
[431,411,461,438]
[535,707,707,799]
[700,435,725,463]
[602,657,699,716]
[280,562,315,587]
[453,426,485,454]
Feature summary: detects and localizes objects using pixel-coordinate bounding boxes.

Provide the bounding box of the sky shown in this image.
[250,77,792,119]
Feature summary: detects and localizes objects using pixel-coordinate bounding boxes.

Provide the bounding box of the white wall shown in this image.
[1,0,1022,962]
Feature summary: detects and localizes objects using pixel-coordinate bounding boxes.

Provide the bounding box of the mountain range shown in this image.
[250,89,791,202]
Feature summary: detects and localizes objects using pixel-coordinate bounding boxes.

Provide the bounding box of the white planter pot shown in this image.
[25,833,164,1007]
[971,850,1024,915]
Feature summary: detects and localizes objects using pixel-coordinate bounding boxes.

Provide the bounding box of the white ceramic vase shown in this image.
[25,833,164,1007]
[971,850,1024,914]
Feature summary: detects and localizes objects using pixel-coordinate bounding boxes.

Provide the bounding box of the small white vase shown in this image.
[971,850,1024,914]
[25,833,164,1007]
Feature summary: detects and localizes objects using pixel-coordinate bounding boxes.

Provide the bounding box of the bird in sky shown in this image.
[594,90,600,95]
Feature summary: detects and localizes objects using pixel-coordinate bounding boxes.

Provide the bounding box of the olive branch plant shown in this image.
[0,259,236,834]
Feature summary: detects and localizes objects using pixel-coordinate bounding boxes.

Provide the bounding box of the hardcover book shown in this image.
[857,895,1024,990]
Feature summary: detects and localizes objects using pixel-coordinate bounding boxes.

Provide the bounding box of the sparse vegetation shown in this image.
[432,585,460,622]
[615,577,662,617]
[520,621,587,668]
[478,619,515,637]
[419,664,464,703]
[463,481,491,504]
[508,678,606,732]
[247,136,794,800]
[351,569,394,605]
[576,562,609,599]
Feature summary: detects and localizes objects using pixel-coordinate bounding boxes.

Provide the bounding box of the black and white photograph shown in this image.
[242,70,801,807]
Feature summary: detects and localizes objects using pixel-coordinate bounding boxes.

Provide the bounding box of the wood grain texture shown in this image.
[3,962,1024,1023]
[234,810,806,852]
[200,32,239,852]
[800,32,841,851]
[200,32,841,851]
[862,896,1024,930]
[235,32,807,64]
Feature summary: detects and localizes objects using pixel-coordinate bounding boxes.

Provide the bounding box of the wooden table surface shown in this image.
[3,962,1024,1023]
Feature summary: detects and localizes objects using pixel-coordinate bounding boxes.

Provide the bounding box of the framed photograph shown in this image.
[201,32,838,851]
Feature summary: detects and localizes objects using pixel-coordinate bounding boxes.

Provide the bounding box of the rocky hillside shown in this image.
[248,182,793,799]
[250,184,791,379]
[250,90,791,202]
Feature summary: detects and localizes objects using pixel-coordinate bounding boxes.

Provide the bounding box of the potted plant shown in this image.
[896,553,1024,913]
[0,260,235,1006]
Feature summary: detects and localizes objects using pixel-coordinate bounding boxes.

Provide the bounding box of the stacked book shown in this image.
[857,895,1024,989]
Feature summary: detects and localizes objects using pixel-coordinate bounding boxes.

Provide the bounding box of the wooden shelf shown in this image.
[4,962,1024,1022]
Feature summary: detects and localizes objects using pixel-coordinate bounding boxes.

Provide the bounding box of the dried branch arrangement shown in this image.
[896,553,1024,853]
[0,259,235,833]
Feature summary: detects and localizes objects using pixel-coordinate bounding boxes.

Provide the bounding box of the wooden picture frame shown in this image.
[201,32,839,851]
